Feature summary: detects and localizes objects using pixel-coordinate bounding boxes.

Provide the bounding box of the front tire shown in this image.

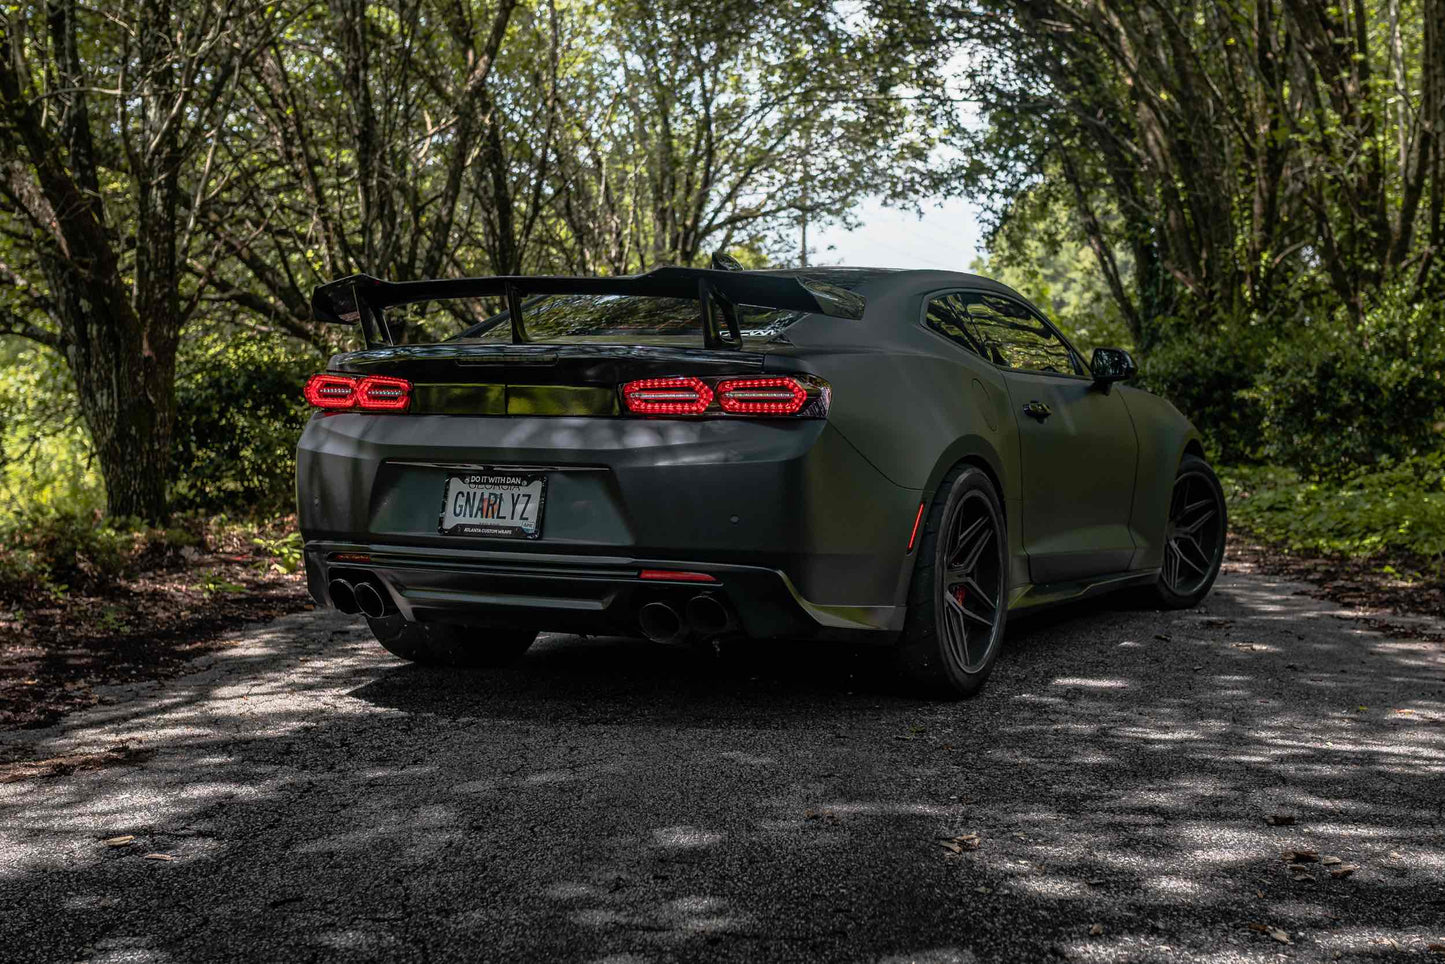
[366,615,538,667]
[897,465,1009,698]
[1152,454,1227,609]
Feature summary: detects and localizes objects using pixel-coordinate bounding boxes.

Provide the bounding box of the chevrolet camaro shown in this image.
[295,264,1226,696]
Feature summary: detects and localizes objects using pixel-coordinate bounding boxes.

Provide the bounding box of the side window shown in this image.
[963,295,1082,375]
[924,294,986,360]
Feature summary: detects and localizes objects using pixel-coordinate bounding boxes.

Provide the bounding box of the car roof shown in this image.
[756,266,1016,290]
[752,266,1029,304]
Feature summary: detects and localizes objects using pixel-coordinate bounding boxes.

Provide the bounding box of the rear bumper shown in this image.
[297,413,923,616]
[304,542,902,642]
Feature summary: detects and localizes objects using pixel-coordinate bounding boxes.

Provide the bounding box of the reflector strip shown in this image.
[638,569,717,583]
[906,501,926,552]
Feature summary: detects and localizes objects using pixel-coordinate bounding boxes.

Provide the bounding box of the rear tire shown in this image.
[1152,454,1227,609]
[896,465,1009,698]
[366,615,538,667]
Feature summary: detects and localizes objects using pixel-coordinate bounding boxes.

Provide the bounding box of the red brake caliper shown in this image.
[952,585,967,606]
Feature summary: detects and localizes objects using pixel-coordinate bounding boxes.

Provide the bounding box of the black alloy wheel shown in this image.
[940,490,1005,673]
[898,465,1009,697]
[1154,454,1227,608]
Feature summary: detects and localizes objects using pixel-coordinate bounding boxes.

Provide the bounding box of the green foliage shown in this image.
[169,334,321,516]
[0,342,105,520]
[1135,320,1271,465]
[0,510,141,599]
[252,531,304,574]
[1223,455,1445,564]
[1253,295,1445,479]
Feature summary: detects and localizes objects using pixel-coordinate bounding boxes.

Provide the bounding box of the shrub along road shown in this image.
[1,566,1443,963]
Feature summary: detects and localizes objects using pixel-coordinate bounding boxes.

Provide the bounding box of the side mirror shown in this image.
[1090,347,1137,386]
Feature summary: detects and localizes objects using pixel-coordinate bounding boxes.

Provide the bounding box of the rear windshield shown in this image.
[378,269,888,347]
[448,294,806,346]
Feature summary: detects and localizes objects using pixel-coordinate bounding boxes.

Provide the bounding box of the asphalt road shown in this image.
[2,566,1444,964]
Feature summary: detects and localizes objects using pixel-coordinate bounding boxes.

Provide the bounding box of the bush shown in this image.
[1137,320,1271,464]
[1222,454,1445,564]
[0,510,140,598]
[170,334,322,516]
[1254,295,1445,479]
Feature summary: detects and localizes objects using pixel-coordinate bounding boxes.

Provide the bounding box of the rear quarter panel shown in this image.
[775,298,1026,597]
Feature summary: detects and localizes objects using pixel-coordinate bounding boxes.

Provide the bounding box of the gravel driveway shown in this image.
[3,567,1443,963]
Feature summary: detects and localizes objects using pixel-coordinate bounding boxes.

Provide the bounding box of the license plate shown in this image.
[438,471,546,539]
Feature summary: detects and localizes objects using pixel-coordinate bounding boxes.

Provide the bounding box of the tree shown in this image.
[894,0,1445,343]
[0,0,278,520]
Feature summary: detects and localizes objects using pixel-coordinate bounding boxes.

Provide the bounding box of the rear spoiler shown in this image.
[310,266,865,348]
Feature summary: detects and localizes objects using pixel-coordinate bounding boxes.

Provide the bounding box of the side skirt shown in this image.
[1006,569,1160,614]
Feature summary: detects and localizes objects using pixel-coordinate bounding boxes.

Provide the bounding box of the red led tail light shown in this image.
[715,376,807,415]
[304,373,359,410]
[621,376,714,415]
[356,375,411,411]
[304,373,412,412]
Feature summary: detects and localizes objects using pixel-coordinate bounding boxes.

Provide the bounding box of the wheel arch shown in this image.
[890,436,1019,612]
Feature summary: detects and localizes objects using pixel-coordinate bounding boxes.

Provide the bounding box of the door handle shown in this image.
[1022,400,1052,421]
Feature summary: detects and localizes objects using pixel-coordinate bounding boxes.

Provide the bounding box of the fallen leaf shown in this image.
[103,835,135,847]
[947,833,982,850]
[975,886,992,894]
[1321,855,1342,866]
[1270,928,1292,945]
[1265,813,1296,826]
[1425,943,1445,955]
[940,840,963,854]
[1328,864,1358,879]
[1281,849,1319,863]
[142,853,175,861]
[1089,924,1104,936]
[1291,871,1315,882]
[1388,851,1403,860]
[1248,923,1269,933]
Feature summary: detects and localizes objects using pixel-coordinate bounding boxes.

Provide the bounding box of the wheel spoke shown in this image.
[961,575,996,611]
[1180,507,1217,535]
[942,517,988,569]
[1175,535,1212,576]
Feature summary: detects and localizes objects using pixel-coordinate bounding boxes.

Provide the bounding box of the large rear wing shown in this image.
[310,266,866,349]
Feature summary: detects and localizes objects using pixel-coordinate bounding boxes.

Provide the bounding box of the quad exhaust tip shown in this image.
[328,578,359,615]
[685,594,734,638]
[352,580,393,619]
[638,601,686,644]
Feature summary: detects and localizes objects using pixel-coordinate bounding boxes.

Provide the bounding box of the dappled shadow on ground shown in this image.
[1,572,1443,962]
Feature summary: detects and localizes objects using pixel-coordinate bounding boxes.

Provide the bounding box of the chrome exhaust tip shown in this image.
[352,580,393,619]
[638,601,686,644]
[328,578,360,615]
[685,594,734,638]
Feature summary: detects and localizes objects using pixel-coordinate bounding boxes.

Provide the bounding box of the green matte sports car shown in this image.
[295,264,1226,696]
